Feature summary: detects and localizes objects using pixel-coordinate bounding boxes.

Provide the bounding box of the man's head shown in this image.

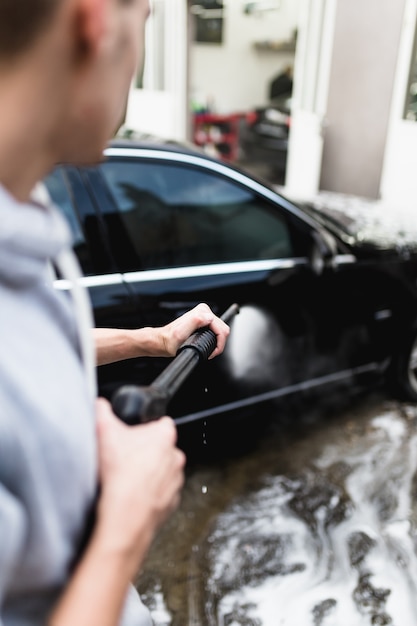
[0,0,150,198]
[54,0,151,165]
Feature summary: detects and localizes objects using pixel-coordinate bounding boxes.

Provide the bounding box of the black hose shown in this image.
[112,304,239,424]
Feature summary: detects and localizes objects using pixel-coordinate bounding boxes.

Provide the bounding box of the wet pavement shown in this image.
[135,390,417,625]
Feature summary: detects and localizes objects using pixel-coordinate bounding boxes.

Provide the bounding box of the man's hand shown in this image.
[94,303,231,365]
[49,397,184,626]
[158,303,230,359]
[94,399,186,565]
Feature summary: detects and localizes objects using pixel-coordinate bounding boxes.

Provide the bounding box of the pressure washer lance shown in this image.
[112,303,240,425]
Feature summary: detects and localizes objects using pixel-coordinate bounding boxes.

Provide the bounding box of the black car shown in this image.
[45,138,417,431]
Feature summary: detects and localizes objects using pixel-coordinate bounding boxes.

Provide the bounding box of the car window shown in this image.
[44,168,101,275]
[99,159,294,271]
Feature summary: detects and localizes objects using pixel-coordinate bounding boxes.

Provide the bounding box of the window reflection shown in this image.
[99,159,293,271]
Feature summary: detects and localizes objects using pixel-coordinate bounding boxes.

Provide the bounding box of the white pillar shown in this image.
[125,0,188,141]
[380,0,417,206]
[284,0,337,200]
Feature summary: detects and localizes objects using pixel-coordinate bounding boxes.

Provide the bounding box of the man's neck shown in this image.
[0,46,70,202]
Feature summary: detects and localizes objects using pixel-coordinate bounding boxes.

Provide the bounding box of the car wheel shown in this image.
[390,327,417,402]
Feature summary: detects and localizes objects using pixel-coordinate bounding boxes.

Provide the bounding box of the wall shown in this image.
[320,0,406,198]
[190,0,300,114]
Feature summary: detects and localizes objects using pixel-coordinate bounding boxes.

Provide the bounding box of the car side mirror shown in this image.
[309,229,337,275]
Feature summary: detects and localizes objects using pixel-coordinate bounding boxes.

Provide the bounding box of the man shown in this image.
[0,1,229,625]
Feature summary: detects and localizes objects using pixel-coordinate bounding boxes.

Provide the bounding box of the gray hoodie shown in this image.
[0,185,152,625]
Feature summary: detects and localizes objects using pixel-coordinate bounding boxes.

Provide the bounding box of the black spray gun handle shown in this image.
[111,303,239,425]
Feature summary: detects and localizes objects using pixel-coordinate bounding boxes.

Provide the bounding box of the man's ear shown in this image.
[73,0,108,59]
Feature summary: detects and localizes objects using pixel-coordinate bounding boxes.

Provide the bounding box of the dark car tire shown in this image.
[389,326,417,402]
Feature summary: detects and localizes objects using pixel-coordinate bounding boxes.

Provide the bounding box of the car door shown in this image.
[79,147,381,422]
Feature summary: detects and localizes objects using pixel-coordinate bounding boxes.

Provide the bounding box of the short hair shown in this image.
[0,0,63,58]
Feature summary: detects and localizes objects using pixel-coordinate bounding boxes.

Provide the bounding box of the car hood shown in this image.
[296,192,417,255]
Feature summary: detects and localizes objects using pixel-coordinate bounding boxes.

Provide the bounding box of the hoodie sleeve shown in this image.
[0,482,27,612]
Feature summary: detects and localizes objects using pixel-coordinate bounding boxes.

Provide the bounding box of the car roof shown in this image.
[107,130,318,228]
[108,131,280,191]
[109,131,206,159]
